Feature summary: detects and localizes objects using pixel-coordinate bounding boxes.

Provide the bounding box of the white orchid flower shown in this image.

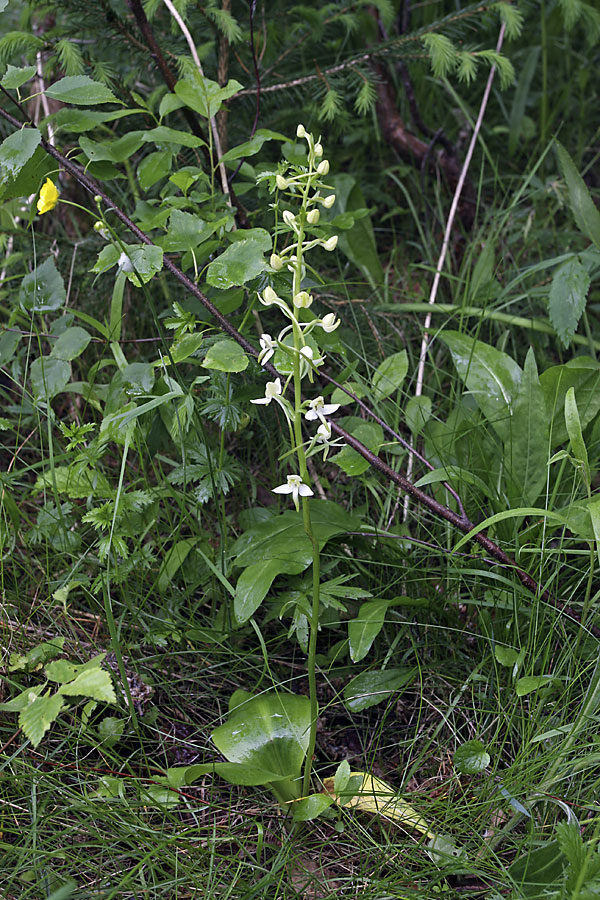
[320,312,340,333]
[322,194,335,209]
[293,291,313,309]
[316,421,332,442]
[260,285,280,306]
[272,474,314,511]
[258,334,277,366]
[282,210,297,230]
[322,235,338,251]
[305,395,340,423]
[251,378,282,405]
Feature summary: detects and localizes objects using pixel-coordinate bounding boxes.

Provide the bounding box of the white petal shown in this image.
[322,403,340,415]
[305,409,319,421]
[250,397,269,405]
[272,484,294,494]
[298,484,314,497]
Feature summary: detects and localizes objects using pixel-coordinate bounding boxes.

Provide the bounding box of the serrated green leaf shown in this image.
[45,75,119,106]
[549,256,590,348]
[1,64,36,89]
[58,667,116,703]
[20,693,64,747]
[174,72,243,118]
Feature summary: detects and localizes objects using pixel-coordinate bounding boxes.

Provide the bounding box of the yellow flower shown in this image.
[37,178,59,215]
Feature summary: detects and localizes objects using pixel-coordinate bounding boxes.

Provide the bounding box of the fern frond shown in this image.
[204,4,242,44]
[557,0,582,30]
[475,49,515,88]
[91,60,117,87]
[360,0,395,30]
[579,1,600,42]
[55,39,85,76]
[0,32,44,65]
[494,2,524,39]
[354,77,377,116]
[456,51,478,85]
[320,88,344,122]
[143,0,162,20]
[421,33,458,79]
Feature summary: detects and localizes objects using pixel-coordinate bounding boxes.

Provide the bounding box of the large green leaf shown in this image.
[0,146,54,202]
[211,691,311,785]
[505,348,549,506]
[1,64,37,89]
[19,257,66,312]
[555,141,600,250]
[548,256,591,348]
[206,236,271,289]
[508,840,565,896]
[440,331,522,443]
[79,132,145,163]
[219,128,287,164]
[235,557,300,623]
[540,357,600,447]
[0,127,41,183]
[58,667,116,703]
[45,75,119,106]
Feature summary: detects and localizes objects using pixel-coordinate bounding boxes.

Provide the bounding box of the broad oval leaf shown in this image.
[211,691,311,783]
[202,339,248,373]
[348,599,390,663]
[19,257,66,312]
[372,350,408,400]
[45,75,119,106]
[1,65,37,89]
[292,794,334,822]
[30,357,71,400]
[50,326,91,361]
[516,675,554,696]
[323,772,434,836]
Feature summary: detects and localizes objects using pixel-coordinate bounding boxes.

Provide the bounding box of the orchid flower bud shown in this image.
[297,124,307,139]
[322,235,338,252]
[293,291,313,309]
[314,142,323,158]
[261,285,279,305]
[270,253,283,270]
[306,209,320,225]
[282,210,297,229]
[322,194,335,209]
[317,160,330,176]
[320,312,340,333]
[276,174,288,190]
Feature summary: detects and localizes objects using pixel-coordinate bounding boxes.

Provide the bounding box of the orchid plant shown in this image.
[249,125,344,796]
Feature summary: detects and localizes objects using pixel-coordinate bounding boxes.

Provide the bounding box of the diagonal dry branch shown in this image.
[0,100,585,628]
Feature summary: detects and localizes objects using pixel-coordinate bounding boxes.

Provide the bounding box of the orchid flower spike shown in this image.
[272,474,314,511]
[251,378,282,405]
[305,396,340,423]
[258,334,277,366]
